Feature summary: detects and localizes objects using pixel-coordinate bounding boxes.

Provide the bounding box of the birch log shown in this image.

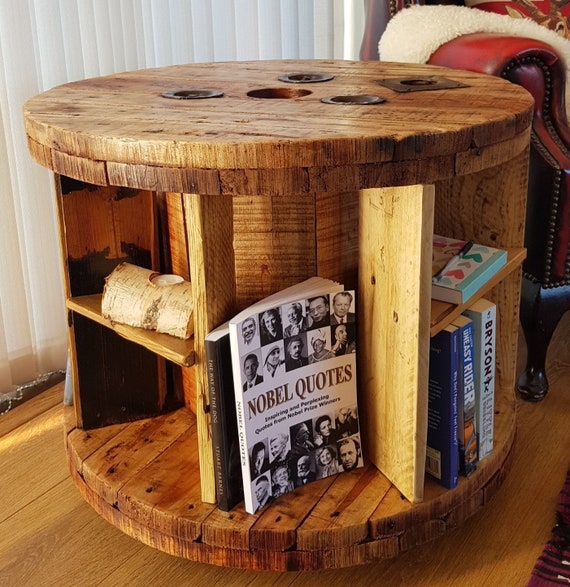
[101,262,193,339]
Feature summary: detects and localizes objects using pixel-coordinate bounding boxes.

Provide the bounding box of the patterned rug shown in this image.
[527,470,570,586]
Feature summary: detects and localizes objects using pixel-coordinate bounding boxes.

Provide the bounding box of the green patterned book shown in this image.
[432,235,507,304]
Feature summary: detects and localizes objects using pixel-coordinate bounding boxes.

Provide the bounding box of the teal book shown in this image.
[426,324,460,490]
[431,235,507,304]
[463,298,496,461]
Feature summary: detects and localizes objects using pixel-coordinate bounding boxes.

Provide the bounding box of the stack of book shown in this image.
[426,235,501,488]
[206,277,362,513]
[426,298,497,488]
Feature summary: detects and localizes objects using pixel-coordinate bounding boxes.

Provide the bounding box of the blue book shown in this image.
[432,235,507,304]
[452,315,478,476]
[426,324,460,489]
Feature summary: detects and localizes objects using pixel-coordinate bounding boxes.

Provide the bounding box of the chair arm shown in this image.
[429,33,570,148]
[431,33,570,283]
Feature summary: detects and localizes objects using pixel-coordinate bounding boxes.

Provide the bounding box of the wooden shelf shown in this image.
[66,245,524,371]
[64,384,516,571]
[66,295,195,368]
[429,248,526,337]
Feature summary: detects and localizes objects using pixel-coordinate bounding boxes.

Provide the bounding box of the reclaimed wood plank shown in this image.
[23,60,533,173]
[184,193,236,504]
[295,464,392,550]
[358,184,434,503]
[232,193,317,309]
[118,420,215,543]
[80,409,192,507]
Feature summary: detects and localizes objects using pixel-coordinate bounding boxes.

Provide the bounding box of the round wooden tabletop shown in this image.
[23,59,533,194]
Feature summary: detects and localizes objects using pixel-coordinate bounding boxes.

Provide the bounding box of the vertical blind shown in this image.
[0,0,365,408]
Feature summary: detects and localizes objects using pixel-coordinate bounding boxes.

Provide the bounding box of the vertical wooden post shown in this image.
[184,193,236,504]
[358,184,435,503]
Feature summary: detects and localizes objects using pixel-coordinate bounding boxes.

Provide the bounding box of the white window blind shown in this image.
[0,0,365,409]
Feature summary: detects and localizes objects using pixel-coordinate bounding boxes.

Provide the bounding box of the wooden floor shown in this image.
[1,315,569,587]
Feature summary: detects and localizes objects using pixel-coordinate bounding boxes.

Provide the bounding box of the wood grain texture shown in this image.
[62,377,516,571]
[162,192,197,414]
[184,193,236,503]
[23,60,533,195]
[358,185,435,503]
[66,294,195,367]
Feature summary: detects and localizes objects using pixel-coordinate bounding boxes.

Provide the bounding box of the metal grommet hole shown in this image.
[321,94,386,105]
[278,72,334,83]
[161,89,224,99]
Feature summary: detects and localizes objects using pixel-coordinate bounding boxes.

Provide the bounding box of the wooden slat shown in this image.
[79,409,192,507]
[117,420,216,542]
[358,184,435,503]
[162,191,197,414]
[52,150,108,186]
[249,475,337,551]
[315,191,359,289]
[26,136,53,170]
[295,464,392,550]
[184,193,236,504]
[232,193,317,309]
[107,162,223,195]
[66,413,130,476]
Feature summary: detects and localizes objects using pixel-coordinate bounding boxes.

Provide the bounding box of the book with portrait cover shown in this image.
[426,324,460,489]
[228,277,362,514]
[205,321,243,511]
[432,234,507,304]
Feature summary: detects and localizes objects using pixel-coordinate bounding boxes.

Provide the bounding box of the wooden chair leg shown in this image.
[517,277,570,401]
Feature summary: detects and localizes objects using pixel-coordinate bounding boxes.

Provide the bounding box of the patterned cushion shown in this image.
[465,0,570,40]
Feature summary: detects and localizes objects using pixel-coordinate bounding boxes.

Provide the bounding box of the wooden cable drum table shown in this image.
[23,59,533,570]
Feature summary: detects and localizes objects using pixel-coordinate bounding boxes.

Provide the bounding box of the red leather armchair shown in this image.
[361,0,570,401]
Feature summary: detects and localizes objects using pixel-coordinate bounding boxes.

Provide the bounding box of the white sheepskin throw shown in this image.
[379,4,570,76]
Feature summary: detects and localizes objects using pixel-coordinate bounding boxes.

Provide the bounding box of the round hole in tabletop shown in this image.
[247,88,312,99]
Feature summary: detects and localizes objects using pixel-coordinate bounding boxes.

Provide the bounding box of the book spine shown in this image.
[463,301,496,461]
[205,334,243,511]
[455,318,478,476]
[426,326,459,489]
[229,324,254,513]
